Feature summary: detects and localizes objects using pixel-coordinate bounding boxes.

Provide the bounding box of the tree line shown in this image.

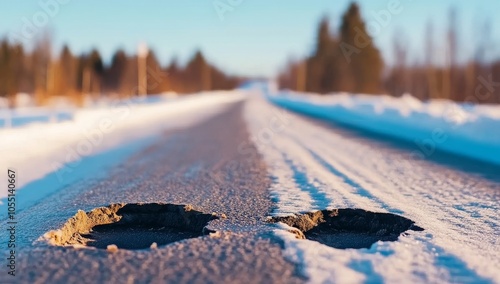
[278,3,500,104]
[0,36,241,107]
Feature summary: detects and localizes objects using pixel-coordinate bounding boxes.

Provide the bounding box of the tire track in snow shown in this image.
[320,127,500,270]
[277,102,499,282]
[294,138,404,215]
[281,115,410,214]
[309,151,492,283]
[255,116,359,213]
[285,109,499,254]
[275,112,494,283]
[282,153,333,210]
[254,124,316,215]
[274,128,385,211]
[244,94,499,283]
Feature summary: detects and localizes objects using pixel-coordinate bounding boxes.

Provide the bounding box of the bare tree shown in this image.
[425,20,438,100]
[32,31,53,105]
[393,29,408,97]
[446,7,458,100]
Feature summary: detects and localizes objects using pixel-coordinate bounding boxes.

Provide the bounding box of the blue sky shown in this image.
[0,0,499,77]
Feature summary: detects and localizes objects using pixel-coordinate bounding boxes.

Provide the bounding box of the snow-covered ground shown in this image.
[2,84,499,283]
[244,89,499,283]
[0,92,180,128]
[268,91,500,165]
[0,92,244,211]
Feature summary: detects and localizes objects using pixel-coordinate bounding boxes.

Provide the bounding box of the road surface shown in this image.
[1,92,498,283]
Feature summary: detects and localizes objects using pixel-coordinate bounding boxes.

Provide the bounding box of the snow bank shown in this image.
[268,91,500,165]
[0,92,185,129]
[0,91,244,207]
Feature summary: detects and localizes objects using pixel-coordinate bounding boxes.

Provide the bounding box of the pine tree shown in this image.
[311,17,343,93]
[86,49,104,94]
[0,40,11,98]
[145,50,167,94]
[106,49,128,93]
[307,17,334,93]
[0,40,24,105]
[88,49,104,76]
[315,17,333,57]
[185,50,211,92]
[55,45,77,96]
[340,3,384,94]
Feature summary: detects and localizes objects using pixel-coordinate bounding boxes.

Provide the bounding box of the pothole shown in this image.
[270,209,423,249]
[43,203,219,250]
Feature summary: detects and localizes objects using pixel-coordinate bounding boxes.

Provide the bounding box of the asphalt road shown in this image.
[2,96,499,283]
[0,101,303,284]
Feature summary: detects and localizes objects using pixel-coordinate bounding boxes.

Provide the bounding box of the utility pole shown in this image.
[138,43,149,97]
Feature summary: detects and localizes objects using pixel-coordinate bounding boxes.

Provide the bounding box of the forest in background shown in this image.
[278,3,500,104]
[0,35,241,107]
[2,2,500,107]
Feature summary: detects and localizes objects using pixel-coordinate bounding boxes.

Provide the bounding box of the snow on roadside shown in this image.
[268,91,500,165]
[0,92,244,206]
[0,92,181,128]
